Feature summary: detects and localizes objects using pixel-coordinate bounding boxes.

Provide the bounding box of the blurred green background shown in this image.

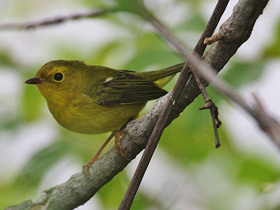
[1,0,280,209]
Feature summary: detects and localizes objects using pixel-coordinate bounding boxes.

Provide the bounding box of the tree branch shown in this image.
[118,0,229,209]
[154,0,280,149]
[0,9,113,30]
[6,0,271,209]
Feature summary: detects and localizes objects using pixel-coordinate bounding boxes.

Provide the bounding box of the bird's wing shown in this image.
[84,71,168,106]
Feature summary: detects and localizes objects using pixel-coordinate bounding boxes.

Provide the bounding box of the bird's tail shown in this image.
[139,63,185,88]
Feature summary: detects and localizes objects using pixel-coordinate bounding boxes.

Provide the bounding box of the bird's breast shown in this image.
[47,95,145,134]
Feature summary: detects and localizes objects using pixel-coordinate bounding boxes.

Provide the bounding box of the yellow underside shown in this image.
[47,94,145,134]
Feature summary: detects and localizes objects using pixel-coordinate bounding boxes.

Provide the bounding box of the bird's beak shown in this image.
[25,77,42,84]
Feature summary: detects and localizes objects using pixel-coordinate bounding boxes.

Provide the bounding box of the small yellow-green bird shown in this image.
[25,60,183,163]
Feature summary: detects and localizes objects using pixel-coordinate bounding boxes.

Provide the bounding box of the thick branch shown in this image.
[6,0,270,209]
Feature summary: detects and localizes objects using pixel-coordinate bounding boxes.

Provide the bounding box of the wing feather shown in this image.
[84,71,167,106]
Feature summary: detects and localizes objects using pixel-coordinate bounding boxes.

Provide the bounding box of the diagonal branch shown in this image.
[141,0,225,149]
[118,0,229,209]
[0,9,113,30]
[6,0,271,209]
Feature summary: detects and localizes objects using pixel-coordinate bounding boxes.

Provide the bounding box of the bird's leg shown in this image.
[114,129,126,153]
[89,132,115,164]
[114,119,134,160]
[83,132,115,174]
[83,118,133,174]
[114,129,131,161]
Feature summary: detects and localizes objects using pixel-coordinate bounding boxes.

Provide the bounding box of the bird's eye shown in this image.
[54,73,63,81]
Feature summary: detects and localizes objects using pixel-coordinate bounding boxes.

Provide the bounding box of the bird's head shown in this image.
[25,60,89,103]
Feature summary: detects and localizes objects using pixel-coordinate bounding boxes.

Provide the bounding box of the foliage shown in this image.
[0,0,279,209]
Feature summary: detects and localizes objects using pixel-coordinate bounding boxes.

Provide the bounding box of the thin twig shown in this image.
[193,68,222,148]
[118,1,229,209]
[142,1,228,148]
[252,94,280,146]
[199,99,222,147]
[144,0,280,151]
[194,60,280,149]
[0,9,113,30]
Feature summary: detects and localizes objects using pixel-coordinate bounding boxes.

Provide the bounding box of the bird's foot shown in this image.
[82,155,99,175]
[114,130,130,161]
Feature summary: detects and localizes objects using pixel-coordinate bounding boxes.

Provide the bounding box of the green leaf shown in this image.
[160,96,232,163]
[114,0,145,16]
[0,118,21,131]
[88,41,126,66]
[132,191,161,210]
[97,171,129,209]
[0,184,34,209]
[236,157,280,186]
[0,50,16,67]
[75,0,112,8]
[123,33,182,71]
[263,20,280,58]
[15,140,69,188]
[175,14,206,32]
[59,128,113,162]
[125,49,182,71]
[222,60,265,88]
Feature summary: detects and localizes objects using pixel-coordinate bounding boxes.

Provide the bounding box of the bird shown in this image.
[25,60,184,167]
